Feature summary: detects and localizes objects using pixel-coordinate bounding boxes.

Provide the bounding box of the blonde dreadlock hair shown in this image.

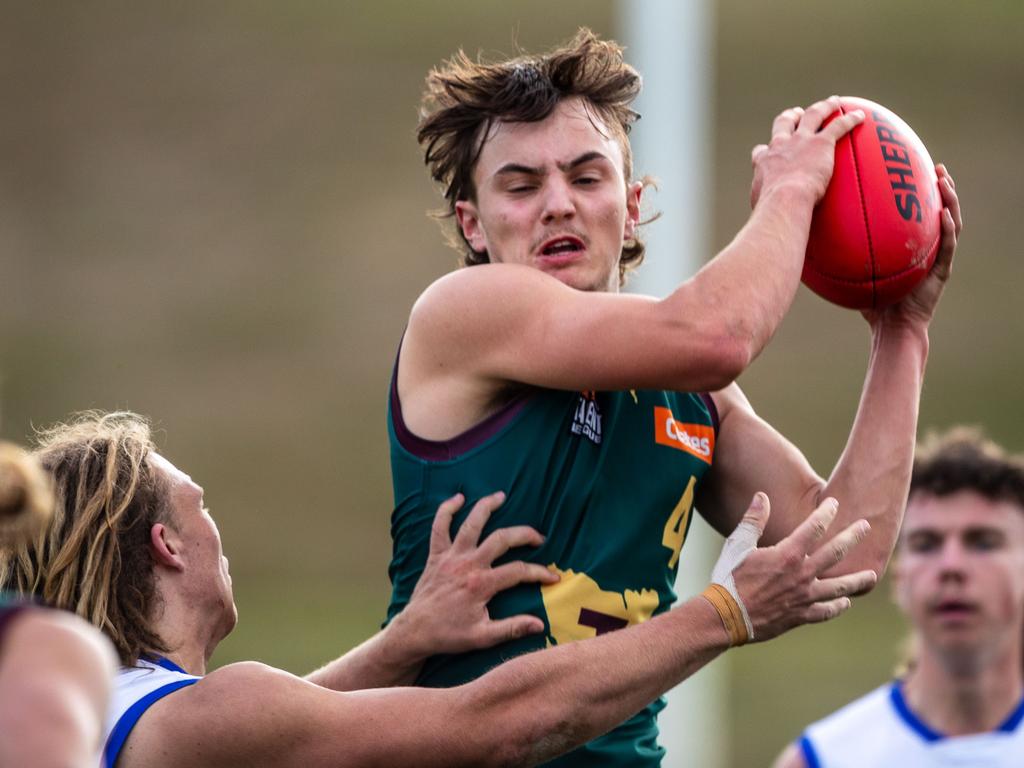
[0,411,171,666]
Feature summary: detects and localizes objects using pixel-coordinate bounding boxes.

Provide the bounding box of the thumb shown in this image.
[711,493,770,587]
[734,492,770,543]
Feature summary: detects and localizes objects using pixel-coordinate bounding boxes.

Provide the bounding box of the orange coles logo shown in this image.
[654,407,714,464]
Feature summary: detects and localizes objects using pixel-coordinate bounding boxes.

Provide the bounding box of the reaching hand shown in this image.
[707,493,877,645]
[397,492,559,658]
[749,96,865,209]
[863,163,962,330]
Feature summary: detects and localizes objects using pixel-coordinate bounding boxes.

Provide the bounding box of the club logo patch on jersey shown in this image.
[570,391,602,444]
[541,566,659,645]
[654,407,714,464]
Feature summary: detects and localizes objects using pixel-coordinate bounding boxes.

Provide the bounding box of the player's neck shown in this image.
[904,642,1024,736]
[150,588,219,676]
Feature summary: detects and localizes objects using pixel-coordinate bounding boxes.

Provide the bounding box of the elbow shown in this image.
[682,332,754,391]
[716,335,755,385]
[489,716,580,768]
[461,681,581,768]
[697,310,760,388]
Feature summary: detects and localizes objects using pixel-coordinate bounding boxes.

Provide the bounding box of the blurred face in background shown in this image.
[894,490,1024,664]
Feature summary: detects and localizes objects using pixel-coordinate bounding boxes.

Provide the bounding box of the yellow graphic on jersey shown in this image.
[663,475,697,569]
[541,566,659,645]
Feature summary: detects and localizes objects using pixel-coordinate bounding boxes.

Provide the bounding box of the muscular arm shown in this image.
[699,321,927,576]
[696,167,961,577]
[409,182,814,390]
[0,609,116,768]
[117,496,874,768]
[400,99,864,439]
[122,599,730,768]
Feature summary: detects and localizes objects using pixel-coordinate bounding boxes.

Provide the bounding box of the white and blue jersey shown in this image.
[102,657,199,768]
[799,681,1024,767]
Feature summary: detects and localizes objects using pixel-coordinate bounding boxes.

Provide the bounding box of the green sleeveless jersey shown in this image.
[387,377,718,767]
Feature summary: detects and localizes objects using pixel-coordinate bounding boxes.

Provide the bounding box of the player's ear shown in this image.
[455,200,487,254]
[624,180,642,240]
[150,523,186,571]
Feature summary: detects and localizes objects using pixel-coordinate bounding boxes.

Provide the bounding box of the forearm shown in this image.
[668,184,817,369]
[304,614,425,691]
[819,321,929,574]
[463,597,730,766]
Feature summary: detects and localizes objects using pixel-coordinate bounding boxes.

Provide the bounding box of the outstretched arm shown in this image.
[305,493,558,691]
[697,165,962,577]
[400,98,865,439]
[118,494,874,768]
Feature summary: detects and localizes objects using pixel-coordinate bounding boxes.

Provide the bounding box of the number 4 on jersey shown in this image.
[662,475,696,568]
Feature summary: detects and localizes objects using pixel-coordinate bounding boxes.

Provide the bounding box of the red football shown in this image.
[803,97,942,310]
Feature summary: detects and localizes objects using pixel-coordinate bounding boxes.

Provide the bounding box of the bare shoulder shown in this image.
[119,661,466,768]
[3,608,115,684]
[400,264,569,438]
[406,262,562,342]
[772,741,808,768]
[119,661,335,768]
[132,659,310,721]
[0,609,115,768]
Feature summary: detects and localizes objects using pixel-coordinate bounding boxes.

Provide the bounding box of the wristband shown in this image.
[708,505,762,644]
[701,583,751,646]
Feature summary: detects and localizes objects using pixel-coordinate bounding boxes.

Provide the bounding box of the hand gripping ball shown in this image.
[803,97,942,310]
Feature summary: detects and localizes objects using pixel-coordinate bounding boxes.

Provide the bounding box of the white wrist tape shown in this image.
[708,517,759,643]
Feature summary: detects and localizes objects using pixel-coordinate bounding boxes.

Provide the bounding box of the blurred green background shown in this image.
[1,1,1021,765]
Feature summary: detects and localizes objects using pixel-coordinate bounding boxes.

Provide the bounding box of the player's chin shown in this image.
[540,265,588,291]
[548,266,612,293]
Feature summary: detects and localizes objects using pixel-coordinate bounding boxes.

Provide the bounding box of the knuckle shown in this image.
[781,548,803,570]
[467,571,488,595]
[529,564,550,581]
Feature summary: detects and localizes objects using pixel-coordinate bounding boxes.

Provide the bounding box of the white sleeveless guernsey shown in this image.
[799,681,1024,767]
[102,657,199,768]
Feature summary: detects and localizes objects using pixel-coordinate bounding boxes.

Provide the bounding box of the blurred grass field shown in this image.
[1,1,1021,765]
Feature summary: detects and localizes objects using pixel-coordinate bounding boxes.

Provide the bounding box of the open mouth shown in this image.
[931,599,979,619]
[539,236,585,257]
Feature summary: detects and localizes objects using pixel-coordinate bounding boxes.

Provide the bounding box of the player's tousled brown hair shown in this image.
[909,426,1024,509]
[0,411,171,666]
[0,442,54,548]
[418,28,650,283]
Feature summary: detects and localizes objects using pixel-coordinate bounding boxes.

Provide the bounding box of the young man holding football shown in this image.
[385,28,961,765]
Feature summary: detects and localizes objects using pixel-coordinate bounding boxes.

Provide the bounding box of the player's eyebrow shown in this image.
[493,151,611,178]
[494,162,544,177]
[557,151,609,172]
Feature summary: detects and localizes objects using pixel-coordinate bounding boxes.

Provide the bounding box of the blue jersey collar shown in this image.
[890,680,1024,741]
